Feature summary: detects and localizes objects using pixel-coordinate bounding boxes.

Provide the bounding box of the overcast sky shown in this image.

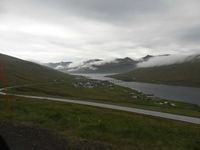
[0,0,200,62]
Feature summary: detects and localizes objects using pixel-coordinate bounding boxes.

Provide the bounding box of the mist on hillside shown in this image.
[137,54,200,68]
[67,58,120,71]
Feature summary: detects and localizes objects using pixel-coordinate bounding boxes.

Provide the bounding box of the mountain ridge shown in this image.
[45,54,176,74]
[111,54,200,87]
[0,53,73,87]
[46,57,140,74]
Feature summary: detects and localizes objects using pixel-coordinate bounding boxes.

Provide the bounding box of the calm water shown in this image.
[75,74,200,105]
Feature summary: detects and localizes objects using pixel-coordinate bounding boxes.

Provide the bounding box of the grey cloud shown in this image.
[3,0,171,24]
[0,0,5,13]
[0,0,200,62]
[176,25,200,44]
[58,0,170,22]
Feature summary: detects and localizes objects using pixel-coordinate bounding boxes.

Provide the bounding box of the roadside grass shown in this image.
[0,96,199,150]
[7,82,200,118]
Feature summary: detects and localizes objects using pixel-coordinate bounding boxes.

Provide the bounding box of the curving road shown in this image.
[0,87,200,125]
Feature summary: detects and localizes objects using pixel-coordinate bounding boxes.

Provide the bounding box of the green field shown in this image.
[7,81,200,118]
[111,61,200,87]
[0,96,199,150]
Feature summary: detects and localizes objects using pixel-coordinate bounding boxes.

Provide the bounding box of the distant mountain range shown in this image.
[70,57,140,74]
[45,54,178,74]
[45,56,153,74]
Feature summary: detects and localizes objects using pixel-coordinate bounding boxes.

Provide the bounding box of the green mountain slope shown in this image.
[0,53,73,87]
[111,60,200,87]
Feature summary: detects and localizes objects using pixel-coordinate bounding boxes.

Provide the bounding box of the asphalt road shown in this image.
[0,87,200,125]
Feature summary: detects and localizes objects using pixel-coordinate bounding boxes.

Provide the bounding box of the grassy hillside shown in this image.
[8,82,200,117]
[111,61,200,87]
[0,96,200,150]
[0,53,74,87]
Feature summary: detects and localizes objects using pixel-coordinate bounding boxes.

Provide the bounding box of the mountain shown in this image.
[140,55,153,61]
[84,59,102,64]
[111,54,200,87]
[0,53,73,87]
[45,55,172,74]
[66,59,103,73]
[45,61,72,69]
[46,57,139,74]
[70,57,140,74]
[140,54,170,62]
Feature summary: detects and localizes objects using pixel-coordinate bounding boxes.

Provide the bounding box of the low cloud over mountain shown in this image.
[137,54,200,68]
[45,54,200,74]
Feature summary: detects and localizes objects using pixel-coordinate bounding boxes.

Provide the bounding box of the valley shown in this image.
[1,1,200,149]
[0,53,200,150]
